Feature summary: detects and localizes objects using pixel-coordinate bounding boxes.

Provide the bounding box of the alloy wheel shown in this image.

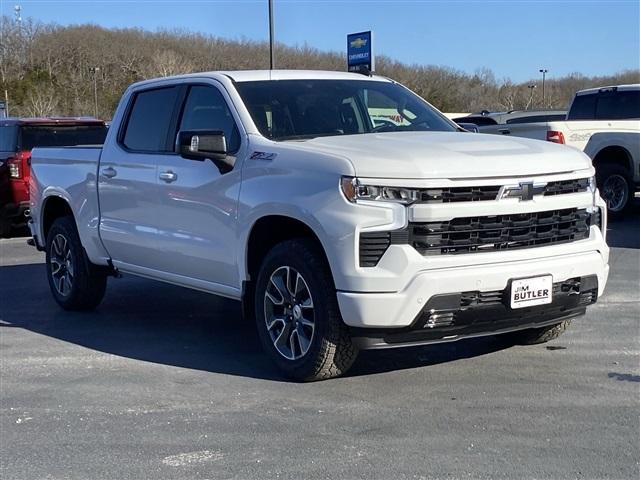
[50,233,74,297]
[264,266,315,360]
[602,174,628,212]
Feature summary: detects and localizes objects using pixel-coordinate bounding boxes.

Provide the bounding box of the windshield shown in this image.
[19,124,108,150]
[235,79,456,141]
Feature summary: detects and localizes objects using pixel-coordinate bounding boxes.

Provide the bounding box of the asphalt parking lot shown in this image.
[1,205,638,480]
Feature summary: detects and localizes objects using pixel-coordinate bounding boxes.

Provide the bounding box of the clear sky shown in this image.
[2,0,639,82]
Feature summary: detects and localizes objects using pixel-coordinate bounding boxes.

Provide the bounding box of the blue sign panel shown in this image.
[347,31,374,73]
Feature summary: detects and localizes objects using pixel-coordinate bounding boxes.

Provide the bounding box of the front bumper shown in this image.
[351,275,597,349]
[337,244,609,329]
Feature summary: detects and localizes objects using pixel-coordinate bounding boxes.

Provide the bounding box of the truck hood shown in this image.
[295,131,591,179]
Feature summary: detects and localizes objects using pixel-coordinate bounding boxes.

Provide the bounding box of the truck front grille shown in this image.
[543,178,590,196]
[358,207,599,267]
[419,186,501,203]
[410,208,591,255]
[417,178,589,203]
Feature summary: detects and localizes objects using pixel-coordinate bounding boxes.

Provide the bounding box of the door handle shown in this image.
[159,171,178,183]
[101,166,117,179]
[498,128,511,135]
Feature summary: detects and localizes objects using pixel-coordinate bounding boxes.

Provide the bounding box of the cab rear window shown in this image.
[19,125,108,150]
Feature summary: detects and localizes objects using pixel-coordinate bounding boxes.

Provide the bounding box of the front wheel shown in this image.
[45,216,107,311]
[254,239,358,381]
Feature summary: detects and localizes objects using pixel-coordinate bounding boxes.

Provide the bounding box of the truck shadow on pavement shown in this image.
[605,197,640,249]
[0,264,511,382]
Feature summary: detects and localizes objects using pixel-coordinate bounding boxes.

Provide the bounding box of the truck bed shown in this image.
[29,146,104,260]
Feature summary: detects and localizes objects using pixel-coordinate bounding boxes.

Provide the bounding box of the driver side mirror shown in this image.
[177,130,234,173]
[177,130,227,160]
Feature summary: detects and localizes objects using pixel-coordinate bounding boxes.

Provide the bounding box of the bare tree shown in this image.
[1,16,638,118]
[25,85,58,117]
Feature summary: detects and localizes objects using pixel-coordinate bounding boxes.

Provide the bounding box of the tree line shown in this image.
[1,16,638,119]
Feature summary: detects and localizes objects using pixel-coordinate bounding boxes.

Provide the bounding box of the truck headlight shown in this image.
[341,177,419,204]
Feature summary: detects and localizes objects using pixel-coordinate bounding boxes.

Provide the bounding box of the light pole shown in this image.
[268,0,274,69]
[527,84,537,110]
[539,68,548,108]
[9,5,23,117]
[90,67,100,118]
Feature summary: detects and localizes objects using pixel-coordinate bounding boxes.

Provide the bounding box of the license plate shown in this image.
[510,275,553,309]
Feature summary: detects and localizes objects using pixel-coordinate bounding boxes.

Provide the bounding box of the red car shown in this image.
[0,117,108,236]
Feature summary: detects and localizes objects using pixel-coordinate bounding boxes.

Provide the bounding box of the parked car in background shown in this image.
[462,85,640,214]
[453,110,568,129]
[0,117,108,236]
[28,70,608,381]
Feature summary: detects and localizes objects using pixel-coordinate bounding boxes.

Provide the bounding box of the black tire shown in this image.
[254,239,358,381]
[596,163,633,215]
[501,320,571,345]
[45,216,107,311]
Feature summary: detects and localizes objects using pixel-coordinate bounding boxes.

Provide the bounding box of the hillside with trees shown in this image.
[2,16,638,119]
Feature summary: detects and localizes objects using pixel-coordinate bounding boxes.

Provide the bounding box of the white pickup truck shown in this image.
[471,85,640,214]
[29,70,609,381]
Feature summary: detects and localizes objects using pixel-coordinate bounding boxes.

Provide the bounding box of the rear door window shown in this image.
[568,93,597,120]
[122,87,180,152]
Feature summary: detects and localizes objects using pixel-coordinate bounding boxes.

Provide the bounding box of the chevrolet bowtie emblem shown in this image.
[500,182,547,201]
[350,37,367,49]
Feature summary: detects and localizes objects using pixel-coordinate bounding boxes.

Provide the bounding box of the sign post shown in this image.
[347,31,374,75]
[0,101,6,119]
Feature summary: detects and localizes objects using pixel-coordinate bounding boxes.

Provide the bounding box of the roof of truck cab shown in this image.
[221,70,391,82]
[575,84,640,95]
[130,70,392,89]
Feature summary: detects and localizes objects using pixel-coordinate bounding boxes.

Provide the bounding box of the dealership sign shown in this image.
[347,31,374,73]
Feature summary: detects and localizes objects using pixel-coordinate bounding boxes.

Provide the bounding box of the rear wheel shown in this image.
[254,239,358,381]
[45,216,107,311]
[597,164,633,214]
[501,320,571,345]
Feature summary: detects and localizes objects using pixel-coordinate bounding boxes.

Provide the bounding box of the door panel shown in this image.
[98,86,180,268]
[98,151,160,267]
[153,84,242,288]
[152,159,242,286]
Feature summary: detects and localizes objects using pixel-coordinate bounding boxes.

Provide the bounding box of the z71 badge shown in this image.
[250,151,277,161]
